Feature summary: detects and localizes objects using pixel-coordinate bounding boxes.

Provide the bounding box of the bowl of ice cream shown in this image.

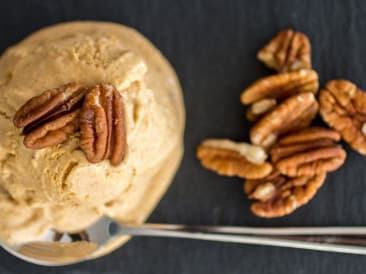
[0,21,185,263]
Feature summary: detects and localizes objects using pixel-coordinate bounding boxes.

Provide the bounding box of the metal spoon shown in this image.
[4,216,366,266]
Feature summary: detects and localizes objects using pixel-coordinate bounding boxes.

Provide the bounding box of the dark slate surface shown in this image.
[1,0,366,273]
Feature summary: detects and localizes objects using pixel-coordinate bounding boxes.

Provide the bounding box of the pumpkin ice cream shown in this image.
[0,22,184,250]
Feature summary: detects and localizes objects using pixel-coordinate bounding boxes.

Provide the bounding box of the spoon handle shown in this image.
[117,224,366,255]
[124,223,366,235]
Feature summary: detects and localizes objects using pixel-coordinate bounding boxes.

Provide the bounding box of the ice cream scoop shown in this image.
[0,21,184,256]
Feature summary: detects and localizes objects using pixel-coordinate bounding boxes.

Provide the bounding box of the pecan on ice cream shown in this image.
[13,83,87,149]
[23,110,80,150]
[80,84,126,166]
[13,82,127,166]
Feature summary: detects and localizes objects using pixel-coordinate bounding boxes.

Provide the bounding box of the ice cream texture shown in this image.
[0,22,184,246]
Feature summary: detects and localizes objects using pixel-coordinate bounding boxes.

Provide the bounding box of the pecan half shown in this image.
[270,127,346,177]
[80,84,126,165]
[244,171,326,218]
[319,80,366,155]
[250,92,318,149]
[240,69,318,105]
[13,83,87,132]
[23,110,80,149]
[257,29,311,72]
[13,83,86,149]
[197,139,273,179]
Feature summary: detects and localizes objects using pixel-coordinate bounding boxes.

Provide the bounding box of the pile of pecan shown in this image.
[13,83,127,166]
[197,29,365,218]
